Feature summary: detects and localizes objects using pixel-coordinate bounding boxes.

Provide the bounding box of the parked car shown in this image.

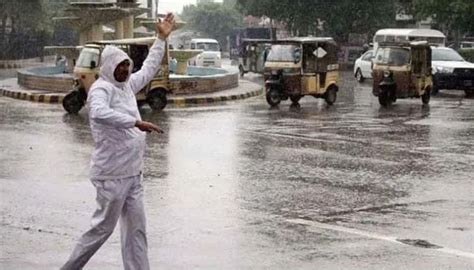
[431,47,474,97]
[353,49,374,82]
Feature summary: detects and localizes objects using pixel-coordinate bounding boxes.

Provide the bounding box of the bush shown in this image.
[459,48,474,63]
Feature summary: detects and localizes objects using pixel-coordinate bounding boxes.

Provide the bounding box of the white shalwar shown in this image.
[61,38,165,270]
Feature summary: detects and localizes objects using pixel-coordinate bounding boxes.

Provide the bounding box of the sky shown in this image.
[159,0,196,13]
[137,0,223,14]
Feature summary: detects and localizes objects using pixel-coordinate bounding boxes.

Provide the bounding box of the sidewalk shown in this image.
[0,77,264,108]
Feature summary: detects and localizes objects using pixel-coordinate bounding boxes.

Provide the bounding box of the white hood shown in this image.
[99,45,134,88]
[86,38,166,180]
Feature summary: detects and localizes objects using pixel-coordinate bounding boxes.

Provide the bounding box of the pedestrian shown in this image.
[61,13,176,270]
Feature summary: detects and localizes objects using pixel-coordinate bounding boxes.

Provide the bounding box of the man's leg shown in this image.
[120,175,149,270]
[61,179,131,270]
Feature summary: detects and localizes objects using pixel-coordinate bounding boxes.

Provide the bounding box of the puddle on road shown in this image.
[397,238,441,249]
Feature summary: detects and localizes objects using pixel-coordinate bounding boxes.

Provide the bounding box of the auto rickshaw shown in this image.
[62,37,173,114]
[238,38,272,77]
[263,37,339,107]
[372,41,432,107]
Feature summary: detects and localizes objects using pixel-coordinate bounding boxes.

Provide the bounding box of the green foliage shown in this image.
[236,0,397,42]
[41,0,70,33]
[236,0,473,43]
[322,0,397,42]
[459,48,474,63]
[0,0,69,59]
[182,2,243,48]
[413,0,474,34]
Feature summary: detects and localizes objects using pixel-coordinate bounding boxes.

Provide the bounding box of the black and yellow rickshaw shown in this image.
[62,37,172,114]
[372,41,432,106]
[263,37,340,107]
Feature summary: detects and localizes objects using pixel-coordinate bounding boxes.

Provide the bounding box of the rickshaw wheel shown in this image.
[378,90,392,107]
[266,88,281,107]
[421,88,431,104]
[355,69,364,83]
[239,65,245,77]
[391,93,397,103]
[137,100,147,108]
[290,95,301,104]
[147,88,167,111]
[62,90,85,114]
[465,90,474,98]
[324,86,337,105]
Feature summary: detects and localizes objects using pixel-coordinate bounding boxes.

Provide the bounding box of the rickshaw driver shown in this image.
[391,49,410,65]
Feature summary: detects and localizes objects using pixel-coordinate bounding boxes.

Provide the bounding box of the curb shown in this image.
[0,88,64,104]
[1,86,263,107]
[168,88,263,107]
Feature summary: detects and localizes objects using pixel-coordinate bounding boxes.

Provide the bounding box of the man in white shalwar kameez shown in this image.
[61,13,176,270]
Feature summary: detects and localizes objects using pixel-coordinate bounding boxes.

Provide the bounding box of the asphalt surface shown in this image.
[1,70,473,269]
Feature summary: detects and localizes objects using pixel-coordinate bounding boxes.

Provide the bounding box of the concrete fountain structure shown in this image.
[170,50,202,75]
[54,0,147,44]
[16,0,239,102]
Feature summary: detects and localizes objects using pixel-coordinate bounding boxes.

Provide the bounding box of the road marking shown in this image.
[287,218,474,260]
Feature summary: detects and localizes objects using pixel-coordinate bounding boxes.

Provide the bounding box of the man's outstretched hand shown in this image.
[156,13,176,40]
[135,120,164,134]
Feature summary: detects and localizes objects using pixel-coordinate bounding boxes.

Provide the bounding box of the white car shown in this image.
[353,49,374,82]
[188,38,222,68]
[431,47,474,96]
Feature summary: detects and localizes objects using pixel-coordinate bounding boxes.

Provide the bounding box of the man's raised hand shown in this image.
[156,13,176,40]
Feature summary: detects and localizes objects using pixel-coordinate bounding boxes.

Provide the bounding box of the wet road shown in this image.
[1,72,473,269]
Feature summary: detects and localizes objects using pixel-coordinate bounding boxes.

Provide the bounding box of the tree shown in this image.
[0,0,69,59]
[236,0,319,36]
[0,0,43,59]
[321,0,397,43]
[412,0,474,42]
[236,0,398,42]
[181,2,243,49]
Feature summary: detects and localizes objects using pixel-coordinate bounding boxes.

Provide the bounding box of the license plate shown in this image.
[464,80,472,86]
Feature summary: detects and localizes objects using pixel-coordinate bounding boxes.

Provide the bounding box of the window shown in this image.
[374,35,384,43]
[362,51,373,61]
[374,47,410,66]
[76,48,100,68]
[196,42,220,51]
[432,48,465,61]
[267,45,300,62]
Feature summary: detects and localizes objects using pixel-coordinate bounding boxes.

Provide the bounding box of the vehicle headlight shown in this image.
[383,70,392,78]
[435,66,454,74]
